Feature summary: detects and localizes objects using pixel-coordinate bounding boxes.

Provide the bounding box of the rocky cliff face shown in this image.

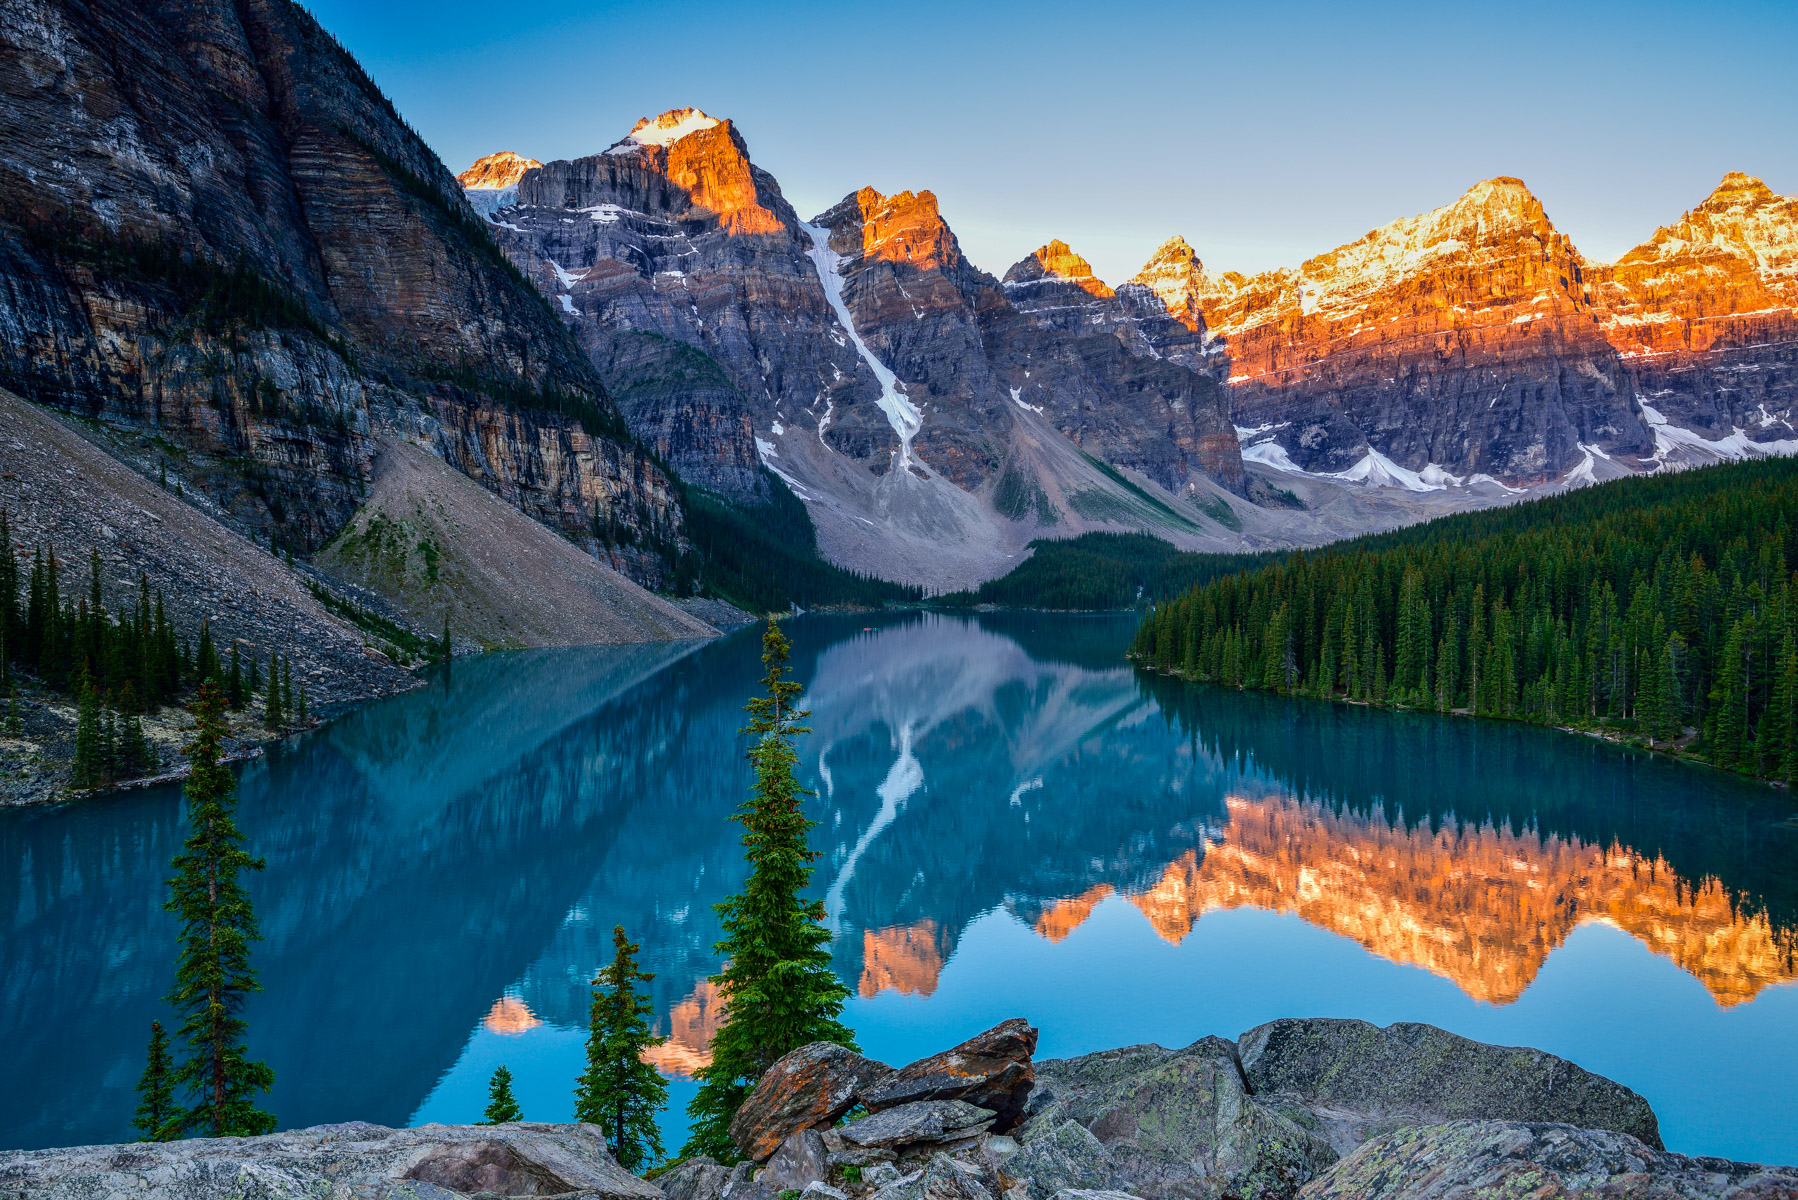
[1143,174,1798,491]
[470,113,1252,589]
[0,0,681,582]
[1144,179,1646,486]
[1593,172,1798,457]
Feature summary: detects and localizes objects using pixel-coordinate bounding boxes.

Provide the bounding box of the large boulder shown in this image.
[1297,1121,1798,1199]
[1028,1039,1336,1200]
[1001,1121,1124,1200]
[731,1041,897,1162]
[762,1128,833,1191]
[838,1102,998,1151]
[0,1121,663,1199]
[1239,1019,1664,1152]
[659,1155,734,1200]
[872,1153,998,1200]
[863,1020,1040,1133]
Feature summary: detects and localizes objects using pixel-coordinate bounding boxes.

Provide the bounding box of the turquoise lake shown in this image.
[3,612,1796,1161]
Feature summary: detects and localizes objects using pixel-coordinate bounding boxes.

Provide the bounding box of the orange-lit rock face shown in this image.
[482,995,543,1035]
[1005,240,1115,299]
[603,108,784,236]
[859,920,948,997]
[1122,796,1797,1006]
[1594,173,1798,358]
[642,979,724,1077]
[456,151,541,191]
[1137,178,1646,481]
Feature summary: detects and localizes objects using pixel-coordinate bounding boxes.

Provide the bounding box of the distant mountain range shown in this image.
[1,0,1791,611]
[465,120,1798,585]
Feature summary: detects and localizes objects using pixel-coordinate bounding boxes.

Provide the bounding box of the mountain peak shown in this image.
[457,151,541,190]
[1005,240,1113,297]
[608,107,722,154]
[1701,171,1779,210]
[1129,236,1215,330]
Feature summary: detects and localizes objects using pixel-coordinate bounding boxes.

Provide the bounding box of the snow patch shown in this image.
[1010,387,1044,414]
[607,109,720,154]
[557,294,576,315]
[800,223,923,469]
[1641,398,1798,463]
[1327,448,1450,492]
[1241,440,1303,473]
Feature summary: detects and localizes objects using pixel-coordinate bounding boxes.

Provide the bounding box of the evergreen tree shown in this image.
[483,1065,522,1124]
[574,925,668,1170]
[164,684,276,1138]
[263,655,285,729]
[73,672,102,789]
[133,1020,178,1142]
[227,644,244,710]
[248,653,261,698]
[683,619,854,1160]
[119,710,154,777]
[281,658,294,725]
[295,684,309,728]
[195,622,221,687]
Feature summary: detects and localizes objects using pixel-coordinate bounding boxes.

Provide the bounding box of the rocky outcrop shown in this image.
[0,1121,663,1199]
[1235,1019,1662,1152]
[0,0,682,582]
[730,1042,898,1162]
[861,1018,1039,1132]
[1298,1122,1798,1200]
[458,150,543,216]
[707,1018,1715,1200]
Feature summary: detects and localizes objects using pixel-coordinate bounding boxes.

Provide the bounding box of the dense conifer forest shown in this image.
[1132,459,1798,781]
[939,532,1278,610]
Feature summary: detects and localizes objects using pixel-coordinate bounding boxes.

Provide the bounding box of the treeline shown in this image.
[2,510,315,790]
[940,533,1280,611]
[681,472,922,613]
[1132,459,1798,780]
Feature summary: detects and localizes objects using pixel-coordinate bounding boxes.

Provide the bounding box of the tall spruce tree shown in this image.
[574,925,667,1170]
[483,1065,522,1124]
[263,655,285,729]
[133,1020,177,1141]
[682,619,853,1160]
[164,683,276,1137]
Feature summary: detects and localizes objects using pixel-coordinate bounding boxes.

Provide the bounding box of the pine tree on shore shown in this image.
[683,619,853,1160]
[483,1065,522,1124]
[574,925,667,1170]
[295,684,309,727]
[263,655,285,729]
[133,1020,177,1141]
[227,644,244,710]
[164,683,276,1138]
[281,658,294,725]
[73,672,102,789]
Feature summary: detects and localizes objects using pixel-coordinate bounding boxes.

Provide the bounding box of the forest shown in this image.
[1131,459,1798,781]
[940,532,1278,610]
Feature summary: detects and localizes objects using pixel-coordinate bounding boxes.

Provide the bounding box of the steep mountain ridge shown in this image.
[1136,173,1798,491]
[472,113,1259,589]
[0,0,682,590]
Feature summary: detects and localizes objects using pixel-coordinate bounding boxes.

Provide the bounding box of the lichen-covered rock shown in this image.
[1238,1019,1663,1151]
[1028,1038,1336,1200]
[839,1102,997,1151]
[0,1121,663,1199]
[1002,1120,1123,1200]
[862,1020,1039,1133]
[660,1155,733,1200]
[761,1128,833,1191]
[729,1041,895,1162]
[1297,1121,1798,1199]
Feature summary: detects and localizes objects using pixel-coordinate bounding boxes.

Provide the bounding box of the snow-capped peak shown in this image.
[608,107,721,154]
[1003,240,1114,297]
[456,151,541,191]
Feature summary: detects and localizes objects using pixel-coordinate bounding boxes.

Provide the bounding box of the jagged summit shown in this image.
[1129,235,1216,330]
[1004,240,1113,297]
[1614,171,1798,291]
[456,151,541,190]
[607,106,721,153]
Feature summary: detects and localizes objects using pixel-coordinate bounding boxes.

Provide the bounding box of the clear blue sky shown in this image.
[306,0,1797,285]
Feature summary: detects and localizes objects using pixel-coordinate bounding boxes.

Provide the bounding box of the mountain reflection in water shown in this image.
[2,612,1794,1163]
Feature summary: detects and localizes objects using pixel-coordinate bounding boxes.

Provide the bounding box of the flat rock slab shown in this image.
[840,1102,998,1150]
[1298,1121,1798,1199]
[730,1041,896,1162]
[863,1020,1039,1133]
[0,1121,664,1200]
[1239,1018,1664,1152]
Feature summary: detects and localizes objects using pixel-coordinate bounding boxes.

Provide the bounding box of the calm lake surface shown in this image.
[4,612,1797,1161]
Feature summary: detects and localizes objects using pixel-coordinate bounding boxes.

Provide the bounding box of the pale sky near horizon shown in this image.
[307,0,1797,285]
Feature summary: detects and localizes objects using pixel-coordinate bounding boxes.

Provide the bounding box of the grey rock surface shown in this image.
[1237,1018,1663,1152]
[729,1041,896,1162]
[659,1155,732,1200]
[862,1020,1039,1134]
[761,1128,832,1191]
[1297,1121,1798,1199]
[1003,1121,1122,1200]
[840,1102,998,1151]
[0,1121,663,1200]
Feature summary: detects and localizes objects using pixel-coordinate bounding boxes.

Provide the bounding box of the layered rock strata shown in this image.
[0,0,681,583]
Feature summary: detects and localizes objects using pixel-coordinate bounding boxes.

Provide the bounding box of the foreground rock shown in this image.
[0,1121,662,1199]
[862,1019,1039,1132]
[729,1042,897,1162]
[1298,1122,1798,1200]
